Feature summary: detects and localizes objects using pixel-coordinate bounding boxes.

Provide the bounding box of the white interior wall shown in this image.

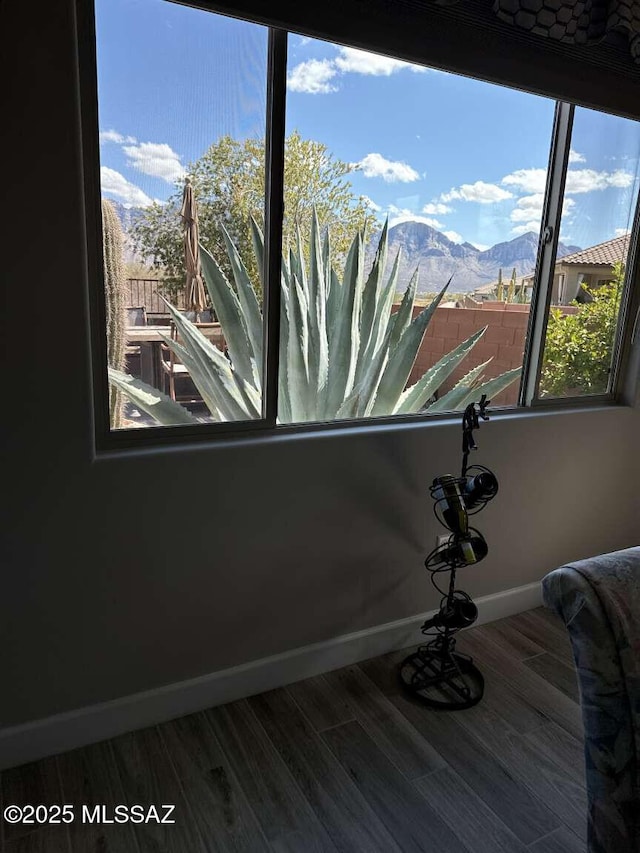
[2,0,639,734]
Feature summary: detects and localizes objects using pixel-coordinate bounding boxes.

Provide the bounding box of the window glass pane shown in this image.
[280,35,556,424]
[95,0,267,430]
[539,107,640,399]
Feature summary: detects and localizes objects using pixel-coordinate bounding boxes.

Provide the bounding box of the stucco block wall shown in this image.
[409,305,529,405]
[410,303,580,406]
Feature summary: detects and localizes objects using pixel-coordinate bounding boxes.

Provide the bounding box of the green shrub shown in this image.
[540,262,624,397]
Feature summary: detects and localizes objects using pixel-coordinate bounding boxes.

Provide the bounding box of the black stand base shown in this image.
[399,639,484,709]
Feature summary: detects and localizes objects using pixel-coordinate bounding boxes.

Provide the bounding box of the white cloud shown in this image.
[287,45,426,95]
[443,230,463,244]
[504,164,633,237]
[503,166,635,196]
[511,221,541,236]
[615,228,631,237]
[610,169,637,187]
[510,192,545,223]
[287,58,338,94]
[471,243,490,251]
[387,206,443,228]
[569,149,586,163]
[99,129,137,145]
[565,168,634,193]
[422,202,452,215]
[502,168,548,194]
[100,167,153,207]
[360,195,381,211]
[510,193,574,232]
[355,152,419,183]
[441,181,513,204]
[122,141,186,183]
[334,46,425,76]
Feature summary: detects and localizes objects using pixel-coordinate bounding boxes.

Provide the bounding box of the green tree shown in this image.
[131,131,376,300]
[540,262,624,397]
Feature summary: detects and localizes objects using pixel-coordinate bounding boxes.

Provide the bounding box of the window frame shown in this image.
[78,0,640,453]
[520,102,640,409]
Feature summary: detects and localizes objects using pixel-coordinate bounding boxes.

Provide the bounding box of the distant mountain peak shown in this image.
[371,219,581,293]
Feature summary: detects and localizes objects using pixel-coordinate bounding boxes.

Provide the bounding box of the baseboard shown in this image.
[0,580,542,770]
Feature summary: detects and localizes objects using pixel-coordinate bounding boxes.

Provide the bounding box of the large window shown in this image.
[87,0,640,441]
[94,0,268,430]
[281,35,556,424]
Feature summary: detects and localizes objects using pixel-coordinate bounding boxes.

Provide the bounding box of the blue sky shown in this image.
[96,0,640,250]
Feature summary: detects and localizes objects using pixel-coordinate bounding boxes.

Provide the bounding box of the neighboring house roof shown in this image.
[474,234,629,294]
[558,234,629,267]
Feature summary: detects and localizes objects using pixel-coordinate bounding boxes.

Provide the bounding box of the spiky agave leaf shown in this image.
[107,368,199,426]
[322,229,332,302]
[395,328,487,414]
[199,244,256,386]
[276,245,293,422]
[278,294,292,424]
[160,335,238,421]
[306,212,329,402]
[249,216,265,293]
[163,304,259,420]
[294,229,308,293]
[325,266,341,353]
[455,367,522,409]
[426,360,493,413]
[345,324,393,419]
[323,230,364,418]
[287,272,312,422]
[387,254,414,351]
[220,223,263,370]
[358,232,400,379]
[356,220,388,382]
[371,276,452,416]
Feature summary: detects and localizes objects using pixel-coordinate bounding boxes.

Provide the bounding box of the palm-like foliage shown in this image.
[109,215,520,426]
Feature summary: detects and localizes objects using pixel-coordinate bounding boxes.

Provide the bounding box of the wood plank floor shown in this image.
[1,607,585,853]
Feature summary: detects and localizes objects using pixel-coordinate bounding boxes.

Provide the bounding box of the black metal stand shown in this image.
[399,567,484,709]
[399,396,496,710]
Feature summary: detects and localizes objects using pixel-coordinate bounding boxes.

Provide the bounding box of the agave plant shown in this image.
[109,213,520,426]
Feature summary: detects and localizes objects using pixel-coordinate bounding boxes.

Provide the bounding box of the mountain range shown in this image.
[376,221,581,293]
[106,200,581,293]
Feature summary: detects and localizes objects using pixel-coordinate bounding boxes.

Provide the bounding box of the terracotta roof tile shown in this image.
[558,234,630,266]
